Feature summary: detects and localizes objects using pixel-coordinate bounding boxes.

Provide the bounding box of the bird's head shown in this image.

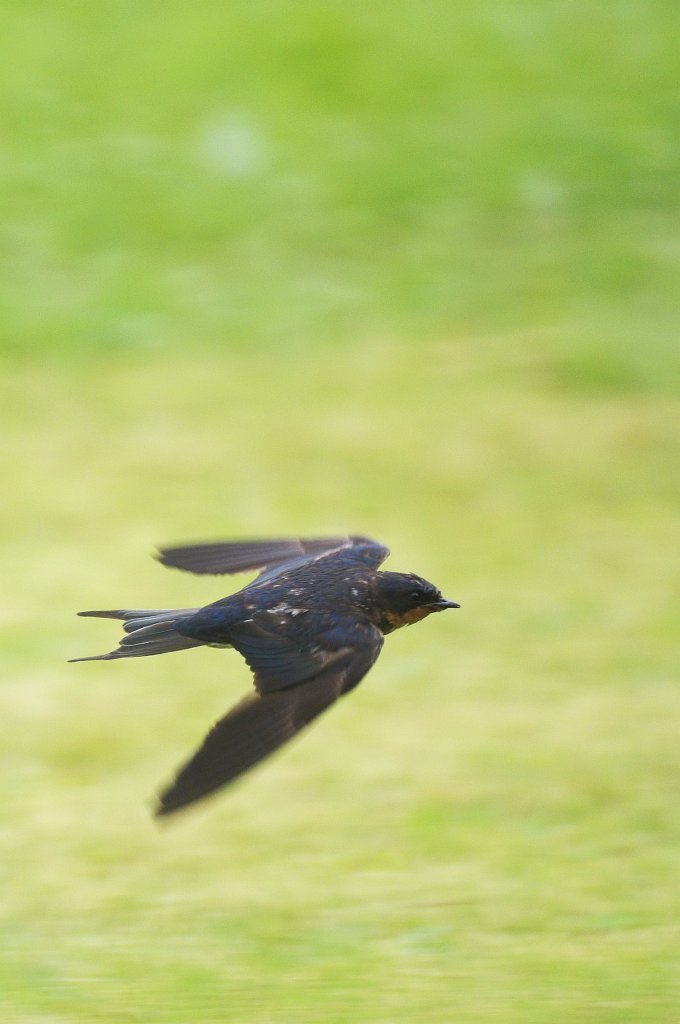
[374,572,460,632]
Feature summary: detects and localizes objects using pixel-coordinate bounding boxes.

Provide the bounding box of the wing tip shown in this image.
[152,787,202,819]
[154,544,235,576]
[150,792,184,823]
[154,548,181,572]
[152,799,174,820]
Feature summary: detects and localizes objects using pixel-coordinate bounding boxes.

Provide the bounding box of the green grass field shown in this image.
[1,2,679,1021]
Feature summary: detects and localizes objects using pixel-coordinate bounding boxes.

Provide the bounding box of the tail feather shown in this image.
[70,607,202,663]
[119,620,186,645]
[78,608,197,622]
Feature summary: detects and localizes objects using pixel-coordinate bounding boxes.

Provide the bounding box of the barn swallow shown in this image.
[71,535,459,816]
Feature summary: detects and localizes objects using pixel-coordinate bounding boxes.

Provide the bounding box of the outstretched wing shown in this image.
[156,535,389,577]
[155,636,382,816]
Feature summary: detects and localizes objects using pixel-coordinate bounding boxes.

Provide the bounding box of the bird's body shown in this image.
[71,535,459,816]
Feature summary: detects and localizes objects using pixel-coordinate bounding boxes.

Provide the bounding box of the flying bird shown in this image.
[71,535,459,816]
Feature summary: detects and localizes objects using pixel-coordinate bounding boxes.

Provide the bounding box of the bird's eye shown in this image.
[410,589,423,601]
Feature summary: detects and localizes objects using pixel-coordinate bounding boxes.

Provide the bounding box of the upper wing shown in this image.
[226,618,358,692]
[154,637,382,816]
[155,535,389,577]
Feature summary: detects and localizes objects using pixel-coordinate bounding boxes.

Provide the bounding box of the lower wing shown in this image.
[155,644,379,816]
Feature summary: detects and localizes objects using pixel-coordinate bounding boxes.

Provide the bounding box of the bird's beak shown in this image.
[429,597,460,610]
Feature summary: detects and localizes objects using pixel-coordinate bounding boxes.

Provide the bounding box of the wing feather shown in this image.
[155,535,389,577]
[156,536,347,576]
[155,642,380,816]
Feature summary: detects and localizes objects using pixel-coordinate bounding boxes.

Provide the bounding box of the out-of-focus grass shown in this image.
[1,2,678,362]
[1,340,678,1023]
[1,1,679,1022]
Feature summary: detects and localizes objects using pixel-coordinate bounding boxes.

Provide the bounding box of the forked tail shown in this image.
[69,607,202,662]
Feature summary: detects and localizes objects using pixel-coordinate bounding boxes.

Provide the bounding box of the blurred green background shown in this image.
[1,2,679,1022]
